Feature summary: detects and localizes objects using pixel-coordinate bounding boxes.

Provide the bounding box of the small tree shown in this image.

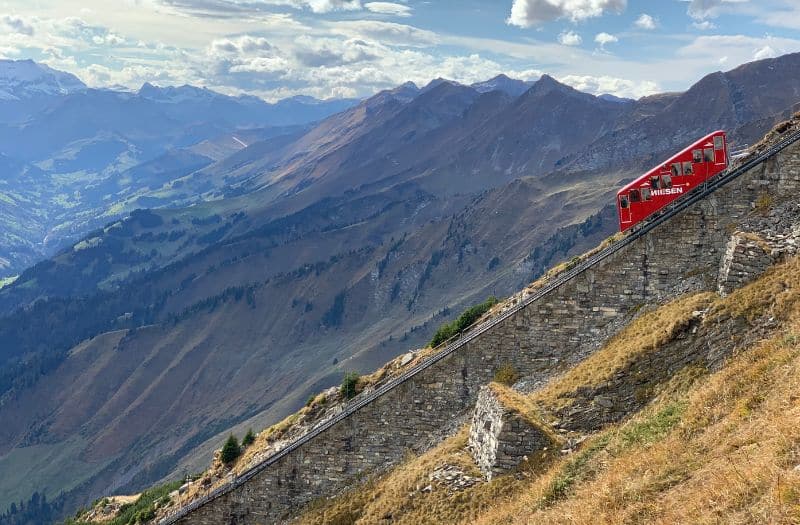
[220,434,241,465]
[242,428,256,447]
[340,371,360,400]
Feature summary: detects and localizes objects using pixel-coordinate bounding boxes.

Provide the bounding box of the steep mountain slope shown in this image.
[560,52,800,173]
[3,55,800,517]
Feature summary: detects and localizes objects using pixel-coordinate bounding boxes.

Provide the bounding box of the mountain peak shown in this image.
[472,74,533,97]
[0,59,86,99]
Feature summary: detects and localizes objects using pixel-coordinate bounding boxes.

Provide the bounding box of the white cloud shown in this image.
[686,0,748,21]
[327,20,439,47]
[693,20,716,30]
[1,15,35,36]
[753,45,777,60]
[364,2,412,17]
[558,74,659,99]
[507,0,626,27]
[304,0,363,13]
[558,30,582,46]
[594,32,618,48]
[676,34,800,72]
[634,13,656,30]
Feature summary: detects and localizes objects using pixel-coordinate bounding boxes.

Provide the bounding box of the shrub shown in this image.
[242,428,256,447]
[220,434,241,465]
[430,296,499,347]
[340,371,360,400]
[754,192,773,215]
[494,363,520,386]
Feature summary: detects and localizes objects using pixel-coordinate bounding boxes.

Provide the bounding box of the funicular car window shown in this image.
[714,136,724,150]
[641,187,651,201]
[693,149,702,163]
[671,163,682,177]
[630,188,641,202]
[650,176,660,189]
[661,174,672,188]
[704,148,714,162]
[683,161,693,175]
[620,195,629,209]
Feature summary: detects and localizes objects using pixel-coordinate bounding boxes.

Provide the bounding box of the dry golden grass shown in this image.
[298,257,800,525]
[709,256,800,324]
[474,326,800,525]
[531,292,715,410]
[296,426,559,525]
[487,382,560,444]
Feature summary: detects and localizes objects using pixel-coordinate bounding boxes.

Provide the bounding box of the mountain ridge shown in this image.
[2,54,800,518]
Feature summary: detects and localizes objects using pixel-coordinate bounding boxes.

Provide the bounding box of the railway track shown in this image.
[159,127,800,525]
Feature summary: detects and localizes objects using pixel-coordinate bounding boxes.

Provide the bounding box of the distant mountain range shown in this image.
[1,53,800,520]
[0,59,358,275]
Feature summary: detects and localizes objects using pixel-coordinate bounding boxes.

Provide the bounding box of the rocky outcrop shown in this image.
[718,232,774,295]
[468,384,555,479]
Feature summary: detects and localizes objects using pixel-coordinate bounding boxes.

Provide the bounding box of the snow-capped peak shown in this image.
[0,59,86,99]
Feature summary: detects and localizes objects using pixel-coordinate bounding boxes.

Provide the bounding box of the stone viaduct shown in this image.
[163,135,800,524]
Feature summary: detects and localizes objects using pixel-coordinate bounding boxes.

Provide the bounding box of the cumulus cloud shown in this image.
[558,74,659,99]
[304,0,362,13]
[558,30,582,46]
[634,13,656,30]
[1,15,34,36]
[364,2,412,17]
[210,36,274,55]
[753,45,777,60]
[507,0,627,27]
[594,32,618,48]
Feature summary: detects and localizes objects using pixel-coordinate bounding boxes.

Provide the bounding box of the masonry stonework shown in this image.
[468,384,554,479]
[171,141,800,525]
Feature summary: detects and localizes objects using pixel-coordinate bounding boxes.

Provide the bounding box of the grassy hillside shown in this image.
[295,256,800,524]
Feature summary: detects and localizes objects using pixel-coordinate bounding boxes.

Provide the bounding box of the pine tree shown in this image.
[242,428,255,447]
[220,434,241,465]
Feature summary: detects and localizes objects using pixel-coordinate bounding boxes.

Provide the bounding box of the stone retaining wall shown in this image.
[173,141,800,525]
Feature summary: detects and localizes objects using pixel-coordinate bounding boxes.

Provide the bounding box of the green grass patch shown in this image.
[617,401,687,449]
[538,434,611,508]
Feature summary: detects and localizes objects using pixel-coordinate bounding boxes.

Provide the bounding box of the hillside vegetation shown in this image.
[295,256,800,524]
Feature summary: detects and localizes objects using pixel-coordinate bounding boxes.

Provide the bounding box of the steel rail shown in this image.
[158,127,800,525]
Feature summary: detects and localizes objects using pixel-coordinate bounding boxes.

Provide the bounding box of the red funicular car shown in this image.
[616,130,728,231]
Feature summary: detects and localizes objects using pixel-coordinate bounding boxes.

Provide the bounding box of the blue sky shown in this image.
[1,0,799,101]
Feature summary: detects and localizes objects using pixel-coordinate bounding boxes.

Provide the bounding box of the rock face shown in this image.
[718,233,774,296]
[468,384,553,480]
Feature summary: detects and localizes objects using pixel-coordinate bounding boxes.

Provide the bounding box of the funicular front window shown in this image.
[620,195,629,209]
[714,136,724,150]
